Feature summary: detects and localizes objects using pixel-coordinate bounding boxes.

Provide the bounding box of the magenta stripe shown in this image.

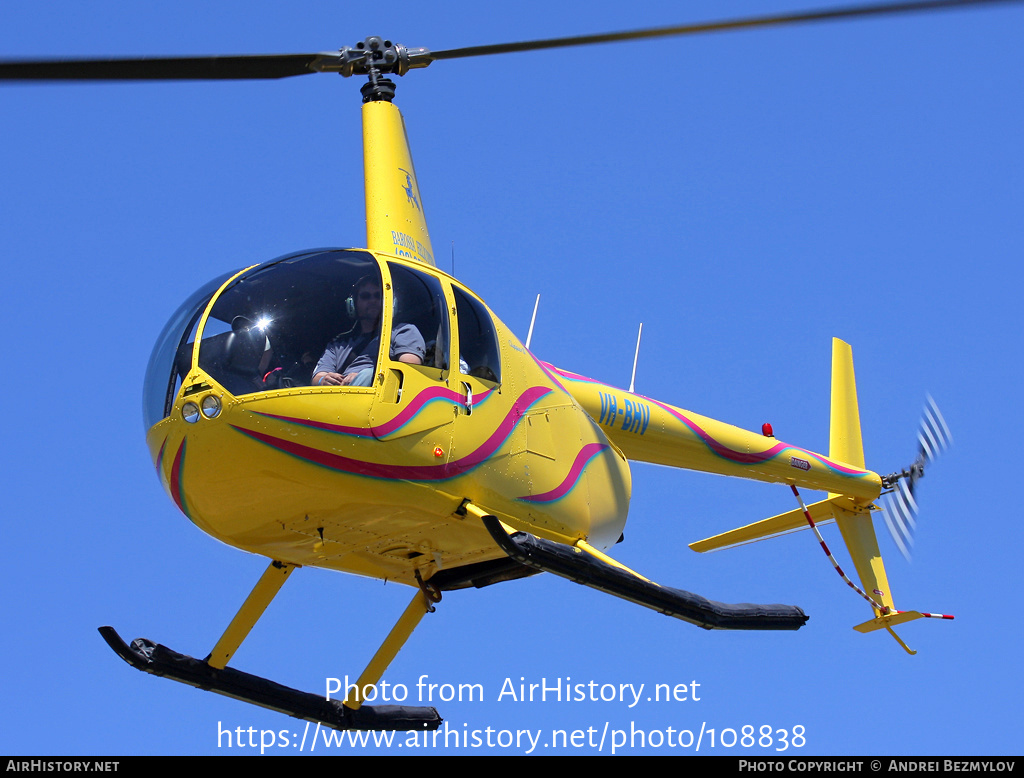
[169,438,189,519]
[646,396,869,475]
[520,442,609,502]
[232,386,552,481]
[533,359,570,393]
[542,363,867,476]
[155,435,168,472]
[254,385,493,438]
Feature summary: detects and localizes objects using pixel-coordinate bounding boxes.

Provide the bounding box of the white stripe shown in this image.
[893,493,918,542]
[888,492,915,546]
[898,477,920,516]
[923,405,948,451]
[920,412,943,459]
[883,499,911,560]
[926,394,953,446]
[918,430,935,462]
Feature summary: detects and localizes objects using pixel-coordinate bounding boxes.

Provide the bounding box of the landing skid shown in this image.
[99,558,442,731]
[478,513,808,630]
[99,626,441,731]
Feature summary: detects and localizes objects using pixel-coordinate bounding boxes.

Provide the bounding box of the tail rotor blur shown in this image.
[879,396,951,559]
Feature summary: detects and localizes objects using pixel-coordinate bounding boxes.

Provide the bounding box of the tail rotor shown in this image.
[879,396,951,559]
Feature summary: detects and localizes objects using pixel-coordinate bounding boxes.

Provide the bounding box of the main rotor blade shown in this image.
[431,0,1019,61]
[0,54,324,81]
[2,0,1017,83]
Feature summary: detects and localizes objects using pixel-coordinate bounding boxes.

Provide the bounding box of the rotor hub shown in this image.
[312,37,434,81]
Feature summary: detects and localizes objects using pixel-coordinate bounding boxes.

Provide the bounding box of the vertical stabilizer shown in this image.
[362,99,436,266]
[829,338,865,471]
[829,338,894,615]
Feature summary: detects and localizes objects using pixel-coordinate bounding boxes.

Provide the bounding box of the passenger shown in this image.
[312,276,424,387]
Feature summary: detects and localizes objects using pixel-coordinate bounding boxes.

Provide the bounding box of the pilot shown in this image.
[313,276,424,387]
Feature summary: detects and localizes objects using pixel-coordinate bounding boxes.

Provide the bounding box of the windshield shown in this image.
[196,249,381,396]
[143,269,235,431]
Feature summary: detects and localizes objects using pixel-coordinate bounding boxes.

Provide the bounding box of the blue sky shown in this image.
[2,0,1022,756]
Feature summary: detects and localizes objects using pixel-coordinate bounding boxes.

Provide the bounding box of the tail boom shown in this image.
[544,362,881,502]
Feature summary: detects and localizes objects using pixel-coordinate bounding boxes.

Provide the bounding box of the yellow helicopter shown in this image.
[2,0,974,733]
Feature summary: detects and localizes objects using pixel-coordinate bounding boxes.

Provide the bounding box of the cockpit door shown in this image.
[444,283,510,472]
[368,262,456,451]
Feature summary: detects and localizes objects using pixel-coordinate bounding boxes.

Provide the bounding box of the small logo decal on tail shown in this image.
[398,167,420,210]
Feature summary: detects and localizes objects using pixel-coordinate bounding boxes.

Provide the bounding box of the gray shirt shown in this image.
[314,323,425,379]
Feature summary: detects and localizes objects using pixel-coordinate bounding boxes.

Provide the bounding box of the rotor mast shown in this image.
[343,37,437,266]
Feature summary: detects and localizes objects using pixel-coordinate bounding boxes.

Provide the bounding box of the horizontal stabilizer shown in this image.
[99,626,441,731]
[853,610,924,633]
[482,516,807,631]
[690,496,838,553]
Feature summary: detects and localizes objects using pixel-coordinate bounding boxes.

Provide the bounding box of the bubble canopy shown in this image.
[143,249,382,430]
[143,247,503,433]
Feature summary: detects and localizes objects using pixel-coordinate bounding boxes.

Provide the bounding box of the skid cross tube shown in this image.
[208,560,295,669]
[343,587,435,709]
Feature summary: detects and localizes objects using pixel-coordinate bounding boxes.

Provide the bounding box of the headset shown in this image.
[345,274,382,319]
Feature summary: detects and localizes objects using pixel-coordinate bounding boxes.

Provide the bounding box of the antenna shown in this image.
[525,294,541,350]
[628,322,643,394]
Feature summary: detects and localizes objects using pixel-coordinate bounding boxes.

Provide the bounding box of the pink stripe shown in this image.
[520,443,609,502]
[534,359,570,393]
[542,363,601,384]
[232,386,552,481]
[647,396,868,474]
[542,363,867,475]
[155,436,168,472]
[169,438,188,517]
[255,385,494,438]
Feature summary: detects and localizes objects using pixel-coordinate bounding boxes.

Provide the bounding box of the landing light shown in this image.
[202,395,222,419]
[182,402,200,423]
